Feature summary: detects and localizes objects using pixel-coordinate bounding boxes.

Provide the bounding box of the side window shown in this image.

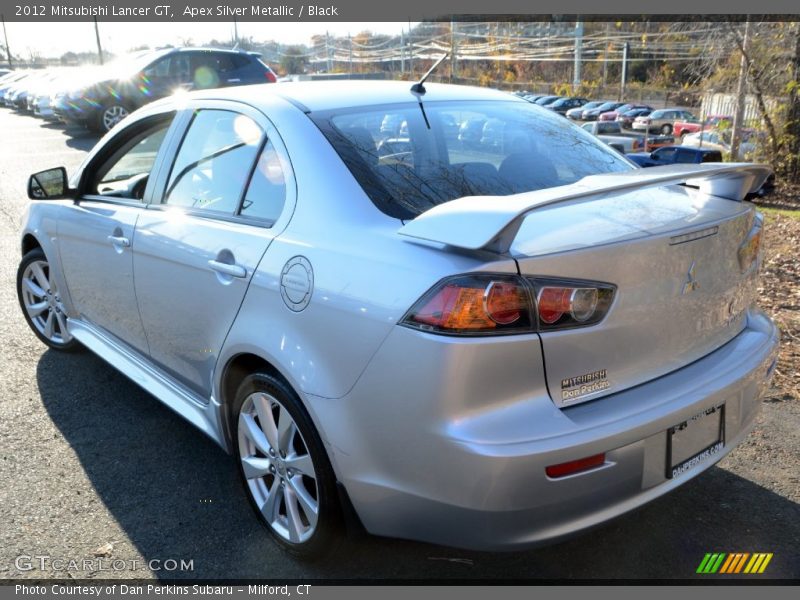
[170,54,192,84]
[164,110,263,214]
[143,56,171,79]
[191,53,236,87]
[239,140,289,225]
[90,118,173,200]
[654,147,677,161]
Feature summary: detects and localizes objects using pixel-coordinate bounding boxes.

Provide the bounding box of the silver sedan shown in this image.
[17,81,779,558]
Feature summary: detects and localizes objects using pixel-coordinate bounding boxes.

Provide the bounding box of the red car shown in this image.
[673,115,732,140]
[598,103,651,122]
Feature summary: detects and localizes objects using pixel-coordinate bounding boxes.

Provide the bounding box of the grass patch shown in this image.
[758,206,800,220]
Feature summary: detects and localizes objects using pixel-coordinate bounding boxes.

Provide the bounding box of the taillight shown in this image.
[401,275,615,336]
[402,275,533,335]
[738,212,763,273]
[265,70,277,83]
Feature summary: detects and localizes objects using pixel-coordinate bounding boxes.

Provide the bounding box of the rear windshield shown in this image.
[311,100,631,219]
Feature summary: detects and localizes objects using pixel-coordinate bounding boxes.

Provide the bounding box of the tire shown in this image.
[233,373,343,559]
[679,133,686,144]
[17,248,81,352]
[92,103,130,133]
[661,124,673,135]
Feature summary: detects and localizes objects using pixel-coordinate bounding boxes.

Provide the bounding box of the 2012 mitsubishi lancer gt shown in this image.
[17,80,779,558]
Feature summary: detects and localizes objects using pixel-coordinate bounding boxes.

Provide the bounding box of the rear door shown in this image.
[132,101,295,397]
[57,112,177,354]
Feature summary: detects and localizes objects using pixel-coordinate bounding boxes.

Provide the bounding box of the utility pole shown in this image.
[602,22,611,87]
[573,20,583,89]
[620,42,629,101]
[408,20,413,75]
[400,30,405,74]
[93,17,104,65]
[1,14,12,70]
[731,19,751,161]
[233,17,239,46]
[348,33,352,77]
[325,31,332,72]
[450,20,457,82]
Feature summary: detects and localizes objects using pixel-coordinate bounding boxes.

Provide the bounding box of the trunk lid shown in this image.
[511,185,758,406]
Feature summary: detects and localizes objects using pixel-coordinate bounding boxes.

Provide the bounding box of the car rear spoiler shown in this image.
[398,163,772,254]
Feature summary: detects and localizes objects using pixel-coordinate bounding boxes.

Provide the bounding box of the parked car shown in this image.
[598,103,651,122]
[53,47,278,133]
[616,107,652,128]
[580,120,674,151]
[566,100,608,121]
[626,145,723,167]
[534,95,563,106]
[581,101,627,121]
[546,97,589,115]
[673,115,733,141]
[522,94,547,103]
[18,81,777,558]
[681,130,757,160]
[0,70,31,102]
[633,108,696,135]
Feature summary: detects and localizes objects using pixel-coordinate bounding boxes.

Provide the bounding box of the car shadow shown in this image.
[36,349,800,581]
[61,129,101,152]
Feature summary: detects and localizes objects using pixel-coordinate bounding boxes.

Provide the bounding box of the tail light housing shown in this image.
[738,212,763,273]
[265,69,278,83]
[401,274,615,336]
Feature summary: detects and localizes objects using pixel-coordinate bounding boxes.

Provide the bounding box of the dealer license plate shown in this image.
[666,405,724,479]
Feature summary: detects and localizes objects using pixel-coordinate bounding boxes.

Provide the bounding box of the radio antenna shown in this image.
[411,53,448,95]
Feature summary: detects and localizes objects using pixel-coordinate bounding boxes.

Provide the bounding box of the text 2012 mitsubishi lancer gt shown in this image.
[17,77,779,558]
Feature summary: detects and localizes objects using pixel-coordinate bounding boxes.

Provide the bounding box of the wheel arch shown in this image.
[21,233,42,257]
[217,351,308,451]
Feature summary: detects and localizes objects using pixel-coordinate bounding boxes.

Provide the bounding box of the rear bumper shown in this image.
[310,308,779,550]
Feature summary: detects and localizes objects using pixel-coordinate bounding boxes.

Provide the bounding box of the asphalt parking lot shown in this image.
[0,109,798,582]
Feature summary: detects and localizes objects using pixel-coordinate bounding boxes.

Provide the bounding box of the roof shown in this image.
[192,80,525,112]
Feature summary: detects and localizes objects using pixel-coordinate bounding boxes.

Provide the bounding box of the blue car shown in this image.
[627,145,723,167]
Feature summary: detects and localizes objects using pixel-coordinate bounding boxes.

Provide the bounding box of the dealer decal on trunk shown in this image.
[561,369,610,402]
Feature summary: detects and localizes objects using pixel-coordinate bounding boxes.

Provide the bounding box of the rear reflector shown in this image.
[546,453,606,478]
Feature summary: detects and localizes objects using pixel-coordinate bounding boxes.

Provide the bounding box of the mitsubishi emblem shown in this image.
[682,261,699,295]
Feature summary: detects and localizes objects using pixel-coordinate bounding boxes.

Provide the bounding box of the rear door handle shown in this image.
[208,260,247,278]
[107,235,130,247]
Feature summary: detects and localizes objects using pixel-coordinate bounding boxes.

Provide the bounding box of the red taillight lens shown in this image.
[484,281,526,325]
[403,275,533,334]
[535,285,605,328]
[537,287,572,324]
[266,70,277,83]
[546,453,606,478]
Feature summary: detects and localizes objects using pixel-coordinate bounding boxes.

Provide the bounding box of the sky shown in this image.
[3,21,413,60]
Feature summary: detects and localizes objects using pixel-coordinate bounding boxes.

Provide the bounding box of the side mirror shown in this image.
[28,167,72,200]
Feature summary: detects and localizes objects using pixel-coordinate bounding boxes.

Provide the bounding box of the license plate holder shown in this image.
[666,405,725,479]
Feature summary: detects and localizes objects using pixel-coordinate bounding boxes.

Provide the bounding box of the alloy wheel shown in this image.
[102,105,129,131]
[237,392,319,544]
[20,259,72,345]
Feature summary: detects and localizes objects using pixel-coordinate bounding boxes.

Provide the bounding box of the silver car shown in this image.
[16,81,779,558]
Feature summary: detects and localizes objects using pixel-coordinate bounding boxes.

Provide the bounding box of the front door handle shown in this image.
[107,235,130,247]
[208,259,247,278]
